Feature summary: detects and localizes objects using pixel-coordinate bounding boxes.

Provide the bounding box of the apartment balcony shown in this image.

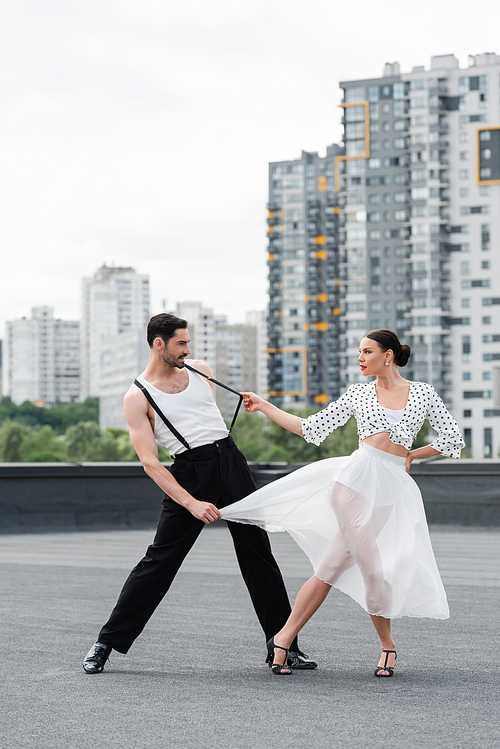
[429,83,449,95]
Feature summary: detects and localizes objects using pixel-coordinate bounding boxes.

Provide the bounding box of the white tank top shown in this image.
[136,369,229,455]
[382,406,405,424]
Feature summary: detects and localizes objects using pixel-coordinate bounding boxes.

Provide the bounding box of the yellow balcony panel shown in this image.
[279,309,283,317]
[314,394,329,404]
[279,224,284,232]
[314,322,328,331]
[304,294,309,302]
[268,226,274,234]
[333,306,341,315]
[268,210,274,218]
[316,293,327,303]
[314,250,327,259]
[268,252,274,262]
[303,323,309,332]
[318,176,326,191]
[314,236,327,245]
[334,206,340,214]
[280,281,284,289]
[333,278,342,287]
[279,210,284,218]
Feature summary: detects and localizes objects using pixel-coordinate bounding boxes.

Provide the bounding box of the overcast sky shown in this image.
[1,0,499,336]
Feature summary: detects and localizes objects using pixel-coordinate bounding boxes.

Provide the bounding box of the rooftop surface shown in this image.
[1,525,499,749]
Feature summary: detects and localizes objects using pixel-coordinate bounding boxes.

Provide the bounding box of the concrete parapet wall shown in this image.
[0,459,499,533]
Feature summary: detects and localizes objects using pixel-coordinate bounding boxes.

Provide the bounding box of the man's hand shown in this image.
[188,500,221,524]
[241,392,266,413]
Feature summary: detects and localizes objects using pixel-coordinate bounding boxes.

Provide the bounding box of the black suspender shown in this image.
[184,364,244,436]
[133,379,191,450]
[133,365,244,450]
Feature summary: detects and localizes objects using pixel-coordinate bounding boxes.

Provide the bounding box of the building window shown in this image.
[463,409,472,418]
[459,169,470,179]
[461,298,471,308]
[393,138,406,149]
[368,85,379,102]
[483,316,492,324]
[345,86,365,103]
[368,158,380,169]
[462,335,471,363]
[483,371,492,380]
[484,428,493,458]
[459,188,469,197]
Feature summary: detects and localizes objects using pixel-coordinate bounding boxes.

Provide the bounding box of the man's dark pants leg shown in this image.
[98,440,297,654]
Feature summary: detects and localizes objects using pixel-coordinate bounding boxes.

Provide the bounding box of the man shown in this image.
[83,313,316,673]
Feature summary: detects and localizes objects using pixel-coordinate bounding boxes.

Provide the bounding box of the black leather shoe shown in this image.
[266,648,318,669]
[287,650,318,669]
[83,642,112,674]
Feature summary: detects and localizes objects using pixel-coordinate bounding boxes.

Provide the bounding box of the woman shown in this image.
[221,330,464,677]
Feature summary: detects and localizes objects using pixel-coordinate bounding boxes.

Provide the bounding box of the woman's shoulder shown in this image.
[410,380,434,392]
[408,381,435,403]
[339,382,372,399]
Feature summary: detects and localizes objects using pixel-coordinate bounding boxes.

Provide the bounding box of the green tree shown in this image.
[0,396,99,433]
[21,425,68,462]
[0,422,31,461]
[64,422,121,462]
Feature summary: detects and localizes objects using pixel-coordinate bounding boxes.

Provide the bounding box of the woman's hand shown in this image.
[405,450,414,474]
[241,392,266,413]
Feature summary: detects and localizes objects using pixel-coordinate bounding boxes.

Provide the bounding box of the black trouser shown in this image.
[98,437,298,654]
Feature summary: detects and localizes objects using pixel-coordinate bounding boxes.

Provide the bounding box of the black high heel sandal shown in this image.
[266,637,293,675]
[374,649,397,677]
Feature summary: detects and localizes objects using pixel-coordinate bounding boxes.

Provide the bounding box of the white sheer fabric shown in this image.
[221,444,449,620]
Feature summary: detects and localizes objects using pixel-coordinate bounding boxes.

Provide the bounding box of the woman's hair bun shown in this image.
[396,344,411,367]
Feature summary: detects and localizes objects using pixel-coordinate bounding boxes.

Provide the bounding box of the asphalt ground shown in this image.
[1,524,499,749]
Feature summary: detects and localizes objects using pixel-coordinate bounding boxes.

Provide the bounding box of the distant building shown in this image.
[215,318,258,421]
[4,306,79,405]
[175,301,216,371]
[81,265,150,400]
[99,328,150,430]
[245,310,269,396]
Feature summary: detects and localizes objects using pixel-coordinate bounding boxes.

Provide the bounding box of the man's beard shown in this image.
[161,352,186,368]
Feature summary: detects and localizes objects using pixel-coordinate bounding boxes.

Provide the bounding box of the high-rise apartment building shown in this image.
[4,306,79,405]
[267,145,344,408]
[338,53,500,459]
[80,265,150,399]
[267,53,500,458]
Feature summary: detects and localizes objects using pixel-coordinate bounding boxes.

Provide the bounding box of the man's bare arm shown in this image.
[123,387,221,523]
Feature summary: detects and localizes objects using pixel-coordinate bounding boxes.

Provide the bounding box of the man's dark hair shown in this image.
[147,313,188,347]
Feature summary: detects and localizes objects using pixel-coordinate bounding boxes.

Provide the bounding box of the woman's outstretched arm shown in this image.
[241,392,303,436]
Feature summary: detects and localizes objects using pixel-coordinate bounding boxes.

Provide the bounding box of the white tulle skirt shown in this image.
[221,444,449,620]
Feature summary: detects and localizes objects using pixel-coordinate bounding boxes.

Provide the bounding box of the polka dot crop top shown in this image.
[301,381,465,459]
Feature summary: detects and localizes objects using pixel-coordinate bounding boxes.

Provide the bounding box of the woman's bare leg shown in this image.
[370,614,396,674]
[270,576,331,666]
